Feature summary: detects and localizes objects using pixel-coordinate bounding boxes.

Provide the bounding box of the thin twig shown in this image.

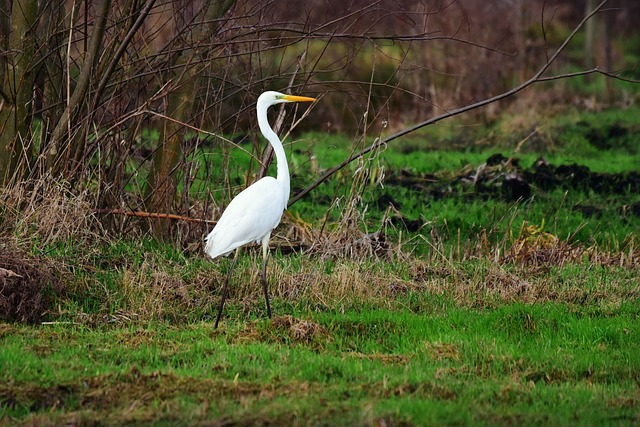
[537,67,640,83]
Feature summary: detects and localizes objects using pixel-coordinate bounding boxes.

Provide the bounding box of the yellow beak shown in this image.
[283,95,316,103]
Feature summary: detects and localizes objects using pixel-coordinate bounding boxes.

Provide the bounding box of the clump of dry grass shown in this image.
[425,341,461,362]
[404,228,640,310]
[277,197,395,262]
[0,177,103,246]
[1,173,637,327]
[502,221,581,267]
[113,261,223,324]
[204,253,411,321]
[269,256,415,309]
[502,221,640,269]
[209,211,640,321]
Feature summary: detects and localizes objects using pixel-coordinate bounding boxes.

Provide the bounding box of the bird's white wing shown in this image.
[204,177,286,259]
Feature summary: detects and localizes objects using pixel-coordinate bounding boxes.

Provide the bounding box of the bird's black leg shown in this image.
[215,248,240,328]
[261,233,273,319]
[261,256,272,318]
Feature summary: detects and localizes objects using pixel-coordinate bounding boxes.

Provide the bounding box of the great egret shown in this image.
[204,91,316,328]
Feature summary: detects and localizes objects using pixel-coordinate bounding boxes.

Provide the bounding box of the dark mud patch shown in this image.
[523,160,640,195]
[376,154,640,233]
[581,121,634,151]
[382,155,640,203]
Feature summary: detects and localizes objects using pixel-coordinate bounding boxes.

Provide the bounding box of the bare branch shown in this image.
[288,0,618,207]
[93,0,158,106]
[49,0,112,153]
[537,68,640,84]
[94,209,215,224]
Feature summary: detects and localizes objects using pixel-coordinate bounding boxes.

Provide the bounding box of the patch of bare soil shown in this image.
[235,315,329,347]
[378,152,640,235]
[382,153,640,204]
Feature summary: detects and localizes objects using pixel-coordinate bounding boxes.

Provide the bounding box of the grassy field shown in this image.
[2,299,639,425]
[1,106,640,425]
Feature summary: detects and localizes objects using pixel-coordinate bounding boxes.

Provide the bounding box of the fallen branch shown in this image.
[94,209,215,224]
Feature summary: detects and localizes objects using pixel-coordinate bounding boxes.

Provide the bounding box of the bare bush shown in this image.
[0,0,635,242]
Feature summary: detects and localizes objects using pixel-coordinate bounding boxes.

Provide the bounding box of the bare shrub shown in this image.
[2,0,633,243]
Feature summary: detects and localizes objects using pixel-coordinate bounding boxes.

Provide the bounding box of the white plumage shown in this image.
[204,176,285,258]
[205,90,315,327]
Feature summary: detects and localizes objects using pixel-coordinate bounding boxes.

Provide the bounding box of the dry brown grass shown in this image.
[0,178,102,246]
[503,221,640,269]
[0,178,638,325]
[425,341,461,362]
[118,263,211,322]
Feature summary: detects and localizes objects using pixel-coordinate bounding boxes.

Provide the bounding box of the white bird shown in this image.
[204,91,316,328]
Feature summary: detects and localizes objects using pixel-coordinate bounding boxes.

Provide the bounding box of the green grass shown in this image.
[376,108,639,245]
[2,300,639,425]
[108,107,640,254]
[2,105,640,425]
[3,231,639,424]
[179,107,640,252]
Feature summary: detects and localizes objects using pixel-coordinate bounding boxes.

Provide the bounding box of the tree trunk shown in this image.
[514,0,527,83]
[42,0,66,172]
[603,6,614,103]
[47,0,112,176]
[144,0,236,238]
[144,77,191,237]
[0,0,40,185]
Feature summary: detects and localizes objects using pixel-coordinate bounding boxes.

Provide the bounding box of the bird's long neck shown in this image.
[257,108,290,206]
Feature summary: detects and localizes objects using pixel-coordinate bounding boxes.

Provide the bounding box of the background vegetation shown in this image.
[1,0,639,425]
[0,0,638,230]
